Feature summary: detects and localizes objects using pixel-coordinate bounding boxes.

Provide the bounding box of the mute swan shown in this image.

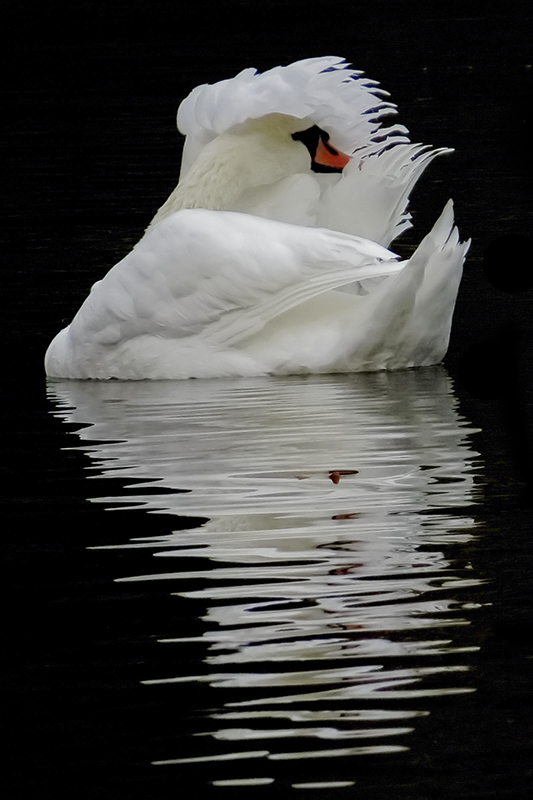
[45,57,469,380]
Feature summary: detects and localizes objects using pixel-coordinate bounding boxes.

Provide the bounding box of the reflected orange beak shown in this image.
[314,138,351,170]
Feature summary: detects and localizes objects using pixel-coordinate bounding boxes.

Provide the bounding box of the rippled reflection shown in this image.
[48,368,484,786]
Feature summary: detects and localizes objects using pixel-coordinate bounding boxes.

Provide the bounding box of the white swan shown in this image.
[45,57,469,380]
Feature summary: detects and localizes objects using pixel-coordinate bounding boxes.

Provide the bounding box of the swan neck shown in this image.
[148,114,311,228]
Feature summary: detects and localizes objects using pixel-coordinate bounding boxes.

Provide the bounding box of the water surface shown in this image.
[47,368,486,792]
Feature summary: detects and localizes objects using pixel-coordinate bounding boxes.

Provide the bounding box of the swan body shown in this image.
[45,57,469,380]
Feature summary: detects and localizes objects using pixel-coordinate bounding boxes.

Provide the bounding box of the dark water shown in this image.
[4,1,533,797]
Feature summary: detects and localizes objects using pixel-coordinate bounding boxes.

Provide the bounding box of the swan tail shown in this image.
[333,200,469,372]
[396,199,470,366]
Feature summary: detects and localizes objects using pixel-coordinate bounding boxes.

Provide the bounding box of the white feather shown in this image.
[45,57,468,380]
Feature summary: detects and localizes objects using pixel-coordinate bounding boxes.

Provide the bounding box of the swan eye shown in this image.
[292,124,322,148]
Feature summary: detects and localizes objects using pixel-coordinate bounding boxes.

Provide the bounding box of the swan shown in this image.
[45,56,469,380]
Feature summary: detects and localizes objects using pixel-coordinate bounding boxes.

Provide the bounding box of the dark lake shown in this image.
[4,1,533,797]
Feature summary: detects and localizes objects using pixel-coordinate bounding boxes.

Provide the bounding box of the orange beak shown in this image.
[314,138,351,170]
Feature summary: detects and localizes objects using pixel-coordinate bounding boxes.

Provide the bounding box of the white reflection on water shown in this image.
[48,368,484,778]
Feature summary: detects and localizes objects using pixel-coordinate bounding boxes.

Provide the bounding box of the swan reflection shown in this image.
[48,368,484,778]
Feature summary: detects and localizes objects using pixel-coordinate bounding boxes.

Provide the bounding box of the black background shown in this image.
[3,1,533,797]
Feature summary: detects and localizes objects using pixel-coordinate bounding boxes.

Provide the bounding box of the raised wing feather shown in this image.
[318,143,454,246]
[178,57,410,176]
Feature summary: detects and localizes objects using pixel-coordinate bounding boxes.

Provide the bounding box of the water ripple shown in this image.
[48,367,484,787]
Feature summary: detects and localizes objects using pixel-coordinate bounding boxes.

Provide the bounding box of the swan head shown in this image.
[181,113,351,178]
[148,57,407,228]
[149,113,351,226]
